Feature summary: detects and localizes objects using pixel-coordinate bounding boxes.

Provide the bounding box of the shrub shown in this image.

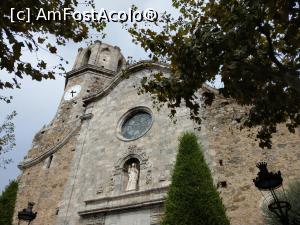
[0,180,18,225]
[161,132,230,225]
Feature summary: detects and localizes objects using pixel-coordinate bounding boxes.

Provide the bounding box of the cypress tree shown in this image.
[0,180,18,225]
[162,133,230,225]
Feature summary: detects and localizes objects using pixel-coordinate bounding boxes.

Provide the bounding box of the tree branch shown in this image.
[259,25,300,92]
[259,25,285,71]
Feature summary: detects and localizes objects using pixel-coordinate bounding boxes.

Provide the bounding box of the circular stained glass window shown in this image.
[117,107,153,141]
[121,112,152,139]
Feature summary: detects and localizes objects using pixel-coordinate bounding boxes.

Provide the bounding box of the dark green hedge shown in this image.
[162,133,230,225]
[0,180,18,225]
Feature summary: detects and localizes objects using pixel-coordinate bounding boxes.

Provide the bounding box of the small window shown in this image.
[47,155,53,168]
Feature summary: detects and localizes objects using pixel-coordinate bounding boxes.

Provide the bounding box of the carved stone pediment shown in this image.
[114,145,151,174]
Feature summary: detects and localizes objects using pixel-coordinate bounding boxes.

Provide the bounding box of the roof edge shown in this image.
[82,60,219,105]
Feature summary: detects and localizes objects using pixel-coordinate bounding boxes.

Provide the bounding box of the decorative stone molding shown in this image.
[96,185,103,195]
[82,214,105,225]
[18,119,82,170]
[82,60,218,106]
[80,113,93,121]
[78,186,168,217]
[146,170,152,185]
[150,206,164,225]
[114,145,152,174]
[67,64,116,82]
[159,171,167,182]
[108,176,115,192]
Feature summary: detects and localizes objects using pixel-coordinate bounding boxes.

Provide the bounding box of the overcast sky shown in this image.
[0,1,178,192]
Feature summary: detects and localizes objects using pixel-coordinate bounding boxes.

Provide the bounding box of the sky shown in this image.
[0,1,178,192]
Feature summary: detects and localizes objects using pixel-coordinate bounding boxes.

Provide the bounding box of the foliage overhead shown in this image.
[0,0,106,102]
[161,132,230,225]
[0,180,18,225]
[128,0,300,148]
[0,111,16,168]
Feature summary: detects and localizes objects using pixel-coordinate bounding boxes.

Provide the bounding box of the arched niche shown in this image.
[122,158,140,191]
[113,145,152,192]
[114,146,150,173]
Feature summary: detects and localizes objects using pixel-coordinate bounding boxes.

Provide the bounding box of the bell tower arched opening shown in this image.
[82,49,91,66]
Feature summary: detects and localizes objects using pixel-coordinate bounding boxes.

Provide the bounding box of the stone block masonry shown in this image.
[13,41,300,225]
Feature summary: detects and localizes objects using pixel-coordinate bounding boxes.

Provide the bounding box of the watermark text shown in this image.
[10,8,158,23]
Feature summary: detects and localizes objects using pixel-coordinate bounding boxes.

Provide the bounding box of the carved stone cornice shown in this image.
[18,119,82,170]
[82,60,219,106]
[82,61,170,105]
[78,186,168,217]
[66,64,116,79]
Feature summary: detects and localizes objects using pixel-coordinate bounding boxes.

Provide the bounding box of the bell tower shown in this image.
[72,40,126,72]
[50,41,127,125]
[14,41,126,225]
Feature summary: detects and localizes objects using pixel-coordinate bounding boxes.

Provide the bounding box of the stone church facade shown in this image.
[13,41,300,225]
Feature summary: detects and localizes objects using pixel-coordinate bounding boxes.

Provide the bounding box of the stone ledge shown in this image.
[82,60,220,106]
[18,119,82,170]
[66,64,116,81]
[78,186,168,216]
[78,198,165,216]
[85,186,168,205]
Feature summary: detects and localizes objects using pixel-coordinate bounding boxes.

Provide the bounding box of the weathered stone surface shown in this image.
[13,42,300,225]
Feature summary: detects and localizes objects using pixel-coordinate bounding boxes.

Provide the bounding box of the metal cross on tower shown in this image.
[70,90,76,97]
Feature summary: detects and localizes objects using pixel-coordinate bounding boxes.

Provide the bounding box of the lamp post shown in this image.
[18,202,37,225]
[253,162,291,225]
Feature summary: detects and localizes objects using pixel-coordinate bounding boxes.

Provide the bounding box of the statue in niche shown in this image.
[126,163,139,191]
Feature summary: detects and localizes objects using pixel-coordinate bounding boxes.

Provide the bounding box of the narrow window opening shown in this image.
[47,155,53,169]
[55,208,59,215]
[117,58,123,71]
[219,160,223,166]
[82,49,91,66]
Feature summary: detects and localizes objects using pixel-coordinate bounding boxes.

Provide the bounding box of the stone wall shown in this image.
[56,67,195,225]
[13,58,300,225]
[13,69,113,225]
[199,95,300,225]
